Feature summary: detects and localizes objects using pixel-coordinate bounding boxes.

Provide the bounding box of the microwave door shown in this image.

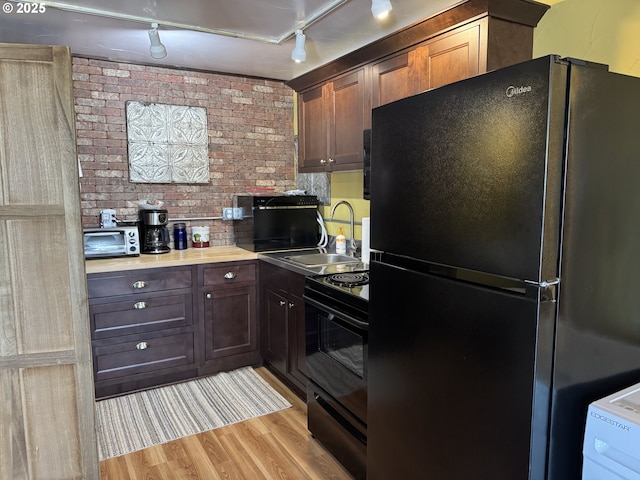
[84,232,126,257]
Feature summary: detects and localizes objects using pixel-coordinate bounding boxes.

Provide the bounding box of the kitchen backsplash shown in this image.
[74,57,295,246]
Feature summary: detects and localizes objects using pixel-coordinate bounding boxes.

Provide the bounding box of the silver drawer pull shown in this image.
[206,293,212,299]
[135,342,148,350]
[133,301,147,309]
[132,281,147,289]
[280,300,286,306]
[224,272,237,279]
[288,302,295,308]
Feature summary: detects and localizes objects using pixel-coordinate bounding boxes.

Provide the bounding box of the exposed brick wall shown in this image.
[73,57,295,246]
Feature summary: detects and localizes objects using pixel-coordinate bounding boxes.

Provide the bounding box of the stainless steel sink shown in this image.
[284,253,360,267]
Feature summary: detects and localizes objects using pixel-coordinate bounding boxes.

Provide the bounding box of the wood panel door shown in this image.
[0,43,99,478]
[298,84,328,172]
[371,50,421,108]
[418,22,483,91]
[204,286,257,361]
[298,68,367,173]
[329,68,367,171]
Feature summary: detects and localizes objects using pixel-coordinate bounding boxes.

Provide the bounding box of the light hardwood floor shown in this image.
[99,367,354,479]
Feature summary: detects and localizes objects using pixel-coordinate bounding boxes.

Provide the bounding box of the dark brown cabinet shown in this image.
[259,261,307,397]
[199,261,261,374]
[88,260,261,398]
[291,0,549,172]
[298,68,367,173]
[371,22,482,108]
[88,266,198,398]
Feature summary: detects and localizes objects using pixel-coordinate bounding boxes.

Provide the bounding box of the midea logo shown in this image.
[506,85,532,97]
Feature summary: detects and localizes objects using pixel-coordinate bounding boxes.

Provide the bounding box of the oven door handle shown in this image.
[304,296,369,331]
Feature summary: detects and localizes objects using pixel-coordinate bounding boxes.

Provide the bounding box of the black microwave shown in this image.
[233,195,319,252]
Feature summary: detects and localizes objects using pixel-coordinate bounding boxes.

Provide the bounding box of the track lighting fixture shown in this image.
[291,29,307,63]
[148,23,167,59]
[371,0,393,19]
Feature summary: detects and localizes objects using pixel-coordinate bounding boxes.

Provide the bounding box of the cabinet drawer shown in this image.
[87,267,193,298]
[93,330,195,382]
[90,293,193,339]
[202,262,256,287]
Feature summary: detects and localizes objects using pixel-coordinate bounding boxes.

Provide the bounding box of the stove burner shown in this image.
[326,272,369,288]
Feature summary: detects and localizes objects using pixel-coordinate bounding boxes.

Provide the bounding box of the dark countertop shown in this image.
[258,248,368,277]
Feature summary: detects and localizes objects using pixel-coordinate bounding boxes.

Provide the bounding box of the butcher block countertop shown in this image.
[84,245,258,274]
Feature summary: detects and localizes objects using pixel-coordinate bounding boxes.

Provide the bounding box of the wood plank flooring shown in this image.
[99,367,354,480]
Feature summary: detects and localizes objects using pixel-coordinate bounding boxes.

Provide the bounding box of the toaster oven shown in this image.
[83,226,140,259]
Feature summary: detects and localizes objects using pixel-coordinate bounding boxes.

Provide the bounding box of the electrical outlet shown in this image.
[222,208,234,220]
[232,208,243,220]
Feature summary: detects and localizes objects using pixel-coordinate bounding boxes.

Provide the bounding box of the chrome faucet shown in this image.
[329,200,357,254]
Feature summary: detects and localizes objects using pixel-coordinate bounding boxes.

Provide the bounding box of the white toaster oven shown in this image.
[83,226,140,259]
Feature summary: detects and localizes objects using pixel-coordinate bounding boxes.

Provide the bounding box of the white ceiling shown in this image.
[0,0,463,81]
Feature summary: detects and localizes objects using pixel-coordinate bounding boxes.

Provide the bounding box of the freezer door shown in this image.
[367,260,556,480]
[370,55,567,282]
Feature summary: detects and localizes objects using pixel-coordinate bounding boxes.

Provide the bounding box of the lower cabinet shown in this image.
[200,261,261,374]
[88,261,260,399]
[260,261,307,397]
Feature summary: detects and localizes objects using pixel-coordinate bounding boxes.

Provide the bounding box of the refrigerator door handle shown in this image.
[525,278,559,301]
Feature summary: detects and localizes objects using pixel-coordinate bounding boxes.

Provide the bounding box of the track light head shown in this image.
[291,29,307,63]
[371,0,393,19]
[148,23,167,59]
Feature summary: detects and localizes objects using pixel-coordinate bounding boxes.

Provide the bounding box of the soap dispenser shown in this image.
[336,227,347,255]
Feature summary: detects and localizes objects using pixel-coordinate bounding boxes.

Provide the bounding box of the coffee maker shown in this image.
[139,209,170,254]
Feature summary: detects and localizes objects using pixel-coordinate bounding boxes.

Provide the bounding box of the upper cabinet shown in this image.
[290,0,549,173]
[371,22,482,108]
[298,68,367,172]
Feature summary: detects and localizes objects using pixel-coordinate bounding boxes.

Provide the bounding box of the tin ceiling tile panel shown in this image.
[126,101,209,183]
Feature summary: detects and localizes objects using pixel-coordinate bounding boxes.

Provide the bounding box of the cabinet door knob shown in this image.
[135,341,148,350]
[279,300,286,306]
[224,271,237,279]
[132,281,146,289]
[133,301,147,309]
[206,293,212,299]
[328,158,335,163]
[288,302,295,308]
[319,159,327,164]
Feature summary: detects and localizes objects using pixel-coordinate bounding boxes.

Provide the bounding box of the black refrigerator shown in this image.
[368,55,640,480]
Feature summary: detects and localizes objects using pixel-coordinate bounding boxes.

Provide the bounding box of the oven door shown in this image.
[305,295,368,423]
[83,230,128,258]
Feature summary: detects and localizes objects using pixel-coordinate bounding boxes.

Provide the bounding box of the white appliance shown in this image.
[583,382,640,479]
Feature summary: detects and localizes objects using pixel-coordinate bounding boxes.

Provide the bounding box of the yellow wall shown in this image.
[325,0,640,238]
[320,171,369,238]
[534,0,640,77]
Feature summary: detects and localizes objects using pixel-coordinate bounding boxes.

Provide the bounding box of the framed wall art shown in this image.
[126,101,209,183]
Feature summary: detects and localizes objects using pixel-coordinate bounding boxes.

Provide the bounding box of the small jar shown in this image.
[173,223,187,250]
[192,226,210,248]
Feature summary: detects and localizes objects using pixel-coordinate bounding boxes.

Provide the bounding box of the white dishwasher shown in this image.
[583,382,640,479]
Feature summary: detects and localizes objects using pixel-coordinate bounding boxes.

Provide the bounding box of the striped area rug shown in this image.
[95,367,292,460]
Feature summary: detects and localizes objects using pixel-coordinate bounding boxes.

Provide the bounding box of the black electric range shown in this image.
[304,270,369,318]
[303,269,369,479]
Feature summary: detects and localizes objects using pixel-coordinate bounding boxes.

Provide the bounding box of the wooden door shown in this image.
[418,23,482,91]
[261,288,288,373]
[287,291,307,389]
[371,50,421,108]
[204,286,257,360]
[329,68,367,170]
[0,43,99,478]
[298,84,328,172]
